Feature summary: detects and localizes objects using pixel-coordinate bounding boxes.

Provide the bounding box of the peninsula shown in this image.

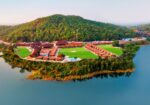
[0,14,146,81]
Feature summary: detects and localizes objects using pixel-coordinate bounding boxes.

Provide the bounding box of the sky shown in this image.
[0,0,150,25]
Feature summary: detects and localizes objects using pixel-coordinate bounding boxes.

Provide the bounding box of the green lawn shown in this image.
[14,47,31,58]
[97,45,123,56]
[59,47,98,59]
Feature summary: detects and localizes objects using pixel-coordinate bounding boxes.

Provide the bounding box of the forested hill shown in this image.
[135,24,150,32]
[0,26,13,36]
[0,14,135,42]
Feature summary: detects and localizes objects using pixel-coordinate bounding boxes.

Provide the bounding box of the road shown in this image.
[0,40,12,45]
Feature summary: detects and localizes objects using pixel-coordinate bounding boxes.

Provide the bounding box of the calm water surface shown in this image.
[0,45,150,105]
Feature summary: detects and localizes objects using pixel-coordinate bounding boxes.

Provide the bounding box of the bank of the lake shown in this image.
[28,69,133,81]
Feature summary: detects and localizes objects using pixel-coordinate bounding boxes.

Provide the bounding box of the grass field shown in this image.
[14,47,31,58]
[59,47,98,59]
[97,45,123,56]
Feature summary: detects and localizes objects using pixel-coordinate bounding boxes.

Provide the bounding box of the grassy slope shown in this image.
[97,45,123,56]
[14,47,31,58]
[59,47,98,59]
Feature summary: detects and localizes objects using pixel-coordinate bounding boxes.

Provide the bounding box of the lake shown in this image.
[0,45,150,105]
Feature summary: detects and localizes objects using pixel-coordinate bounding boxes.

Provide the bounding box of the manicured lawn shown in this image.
[97,45,123,56]
[59,47,98,59]
[14,47,31,58]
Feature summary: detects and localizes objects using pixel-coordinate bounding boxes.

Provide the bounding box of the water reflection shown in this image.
[2,53,132,81]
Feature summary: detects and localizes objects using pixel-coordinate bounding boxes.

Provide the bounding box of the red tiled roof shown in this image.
[50,47,58,56]
[85,43,115,59]
[56,40,68,45]
[42,43,53,48]
[40,49,50,54]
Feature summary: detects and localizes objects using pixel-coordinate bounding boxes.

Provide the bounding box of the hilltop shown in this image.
[0,14,135,42]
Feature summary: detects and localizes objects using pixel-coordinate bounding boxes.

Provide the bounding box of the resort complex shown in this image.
[14,37,146,63]
[15,40,123,63]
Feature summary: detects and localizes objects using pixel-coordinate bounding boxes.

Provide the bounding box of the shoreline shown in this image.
[27,69,134,81]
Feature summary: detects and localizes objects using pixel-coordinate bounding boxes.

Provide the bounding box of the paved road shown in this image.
[0,40,11,45]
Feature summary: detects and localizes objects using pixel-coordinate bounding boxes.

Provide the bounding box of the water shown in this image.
[0,45,150,105]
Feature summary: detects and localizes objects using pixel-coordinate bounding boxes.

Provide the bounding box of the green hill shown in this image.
[135,24,150,32]
[0,26,13,36]
[0,14,135,42]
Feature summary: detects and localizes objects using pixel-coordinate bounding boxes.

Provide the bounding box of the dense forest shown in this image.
[0,26,15,36]
[135,24,150,32]
[1,44,139,81]
[0,14,136,42]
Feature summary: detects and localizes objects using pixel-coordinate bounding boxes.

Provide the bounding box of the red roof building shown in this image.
[50,47,58,56]
[85,43,115,59]
[40,49,51,56]
[42,42,54,48]
[56,40,68,46]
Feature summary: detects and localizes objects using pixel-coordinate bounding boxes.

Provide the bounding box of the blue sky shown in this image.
[0,0,150,25]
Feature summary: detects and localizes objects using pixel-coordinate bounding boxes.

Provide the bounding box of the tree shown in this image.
[112,40,120,47]
[147,37,150,42]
